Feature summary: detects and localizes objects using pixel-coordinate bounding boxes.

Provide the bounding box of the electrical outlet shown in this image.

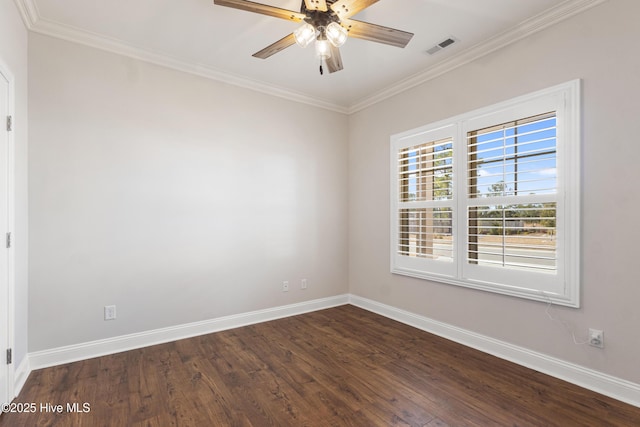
[104,305,117,321]
[282,281,289,292]
[588,328,604,348]
[301,279,308,290]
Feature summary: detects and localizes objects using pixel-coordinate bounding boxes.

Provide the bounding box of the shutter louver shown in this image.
[466,112,558,273]
[397,137,454,262]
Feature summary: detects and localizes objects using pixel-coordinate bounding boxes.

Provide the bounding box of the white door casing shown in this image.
[0,64,13,405]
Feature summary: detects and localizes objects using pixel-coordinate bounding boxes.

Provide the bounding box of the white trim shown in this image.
[13,0,606,114]
[349,295,640,408]
[12,0,38,29]
[0,59,16,403]
[15,5,348,114]
[348,0,607,113]
[29,295,349,370]
[13,355,29,398]
[22,294,640,408]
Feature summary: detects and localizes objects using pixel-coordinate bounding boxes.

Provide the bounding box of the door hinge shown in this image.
[5,232,10,249]
[6,349,11,365]
[6,115,12,132]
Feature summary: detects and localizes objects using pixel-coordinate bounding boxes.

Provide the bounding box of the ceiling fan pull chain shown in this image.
[319,62,324,75]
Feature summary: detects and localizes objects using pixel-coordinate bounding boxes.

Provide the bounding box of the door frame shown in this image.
[0,57,16,404]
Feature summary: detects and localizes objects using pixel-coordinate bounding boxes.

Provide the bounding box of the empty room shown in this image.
[1,0,640,425]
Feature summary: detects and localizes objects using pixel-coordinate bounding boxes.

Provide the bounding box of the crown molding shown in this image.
[347,0,608,114]
[13,0,39,29]
[13,0,349,114]
[15,0,606,115]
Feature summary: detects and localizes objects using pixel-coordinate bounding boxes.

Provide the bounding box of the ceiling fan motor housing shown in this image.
[302,8,341,30]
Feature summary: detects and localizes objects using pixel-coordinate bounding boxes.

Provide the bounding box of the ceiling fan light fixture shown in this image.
[213,0,414,74]
[315,37,332,60]
[326,22,348,47]
[294,23,316,48]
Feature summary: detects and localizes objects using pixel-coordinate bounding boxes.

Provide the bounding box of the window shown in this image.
[397,136,453,261]
[391,81,580,307]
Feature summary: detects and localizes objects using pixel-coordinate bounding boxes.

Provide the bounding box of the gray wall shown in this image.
[348,0,640,384]
[28,34,349,351]
[0,0,29,371]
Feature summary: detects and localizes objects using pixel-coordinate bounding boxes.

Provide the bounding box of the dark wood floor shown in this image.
[2,305,640,426]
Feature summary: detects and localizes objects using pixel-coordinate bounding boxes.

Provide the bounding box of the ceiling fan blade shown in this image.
[214,0,305,22]
[252,33,297,59]
[341,18,413,48]
[330,0,379,20]
[326,44,344,73]
[304,0,328,12]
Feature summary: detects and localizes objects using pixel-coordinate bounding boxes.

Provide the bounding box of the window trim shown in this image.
[390,80,581,307]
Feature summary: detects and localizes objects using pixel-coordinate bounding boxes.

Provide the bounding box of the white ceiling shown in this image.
[15,0,601,112]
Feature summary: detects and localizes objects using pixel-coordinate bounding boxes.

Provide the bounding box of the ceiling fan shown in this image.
[213,0,414,74]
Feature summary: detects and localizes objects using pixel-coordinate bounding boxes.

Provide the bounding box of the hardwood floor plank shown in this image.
[2,305,640,426]
[277,323,437,425]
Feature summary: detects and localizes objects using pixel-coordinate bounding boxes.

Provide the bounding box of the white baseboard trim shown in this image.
[13,355,30,398]
[23,293,640,409]
[349,294,640,408]
[29,294,349,371]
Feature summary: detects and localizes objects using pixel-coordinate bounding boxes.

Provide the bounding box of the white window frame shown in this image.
[390,80,581,307]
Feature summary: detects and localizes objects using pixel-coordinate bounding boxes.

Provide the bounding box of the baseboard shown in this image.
[13,354,30,398]
[349,294,640,408]
[29,294,349,371]
[24,293,640,409]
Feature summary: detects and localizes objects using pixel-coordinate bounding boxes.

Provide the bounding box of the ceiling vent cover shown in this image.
[426,37,458,55]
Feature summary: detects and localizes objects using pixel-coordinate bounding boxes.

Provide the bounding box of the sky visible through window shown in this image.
[469,113,557,198]
[402,113,556,199]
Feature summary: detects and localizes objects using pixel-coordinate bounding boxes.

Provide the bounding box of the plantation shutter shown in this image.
[466,112,558,273]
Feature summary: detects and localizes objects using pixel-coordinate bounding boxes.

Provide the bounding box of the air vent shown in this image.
[426,37,458,55]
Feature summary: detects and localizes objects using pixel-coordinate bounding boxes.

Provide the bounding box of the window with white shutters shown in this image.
[390,81,581,307]
[466,112,558,273]
[397,137,453,262]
